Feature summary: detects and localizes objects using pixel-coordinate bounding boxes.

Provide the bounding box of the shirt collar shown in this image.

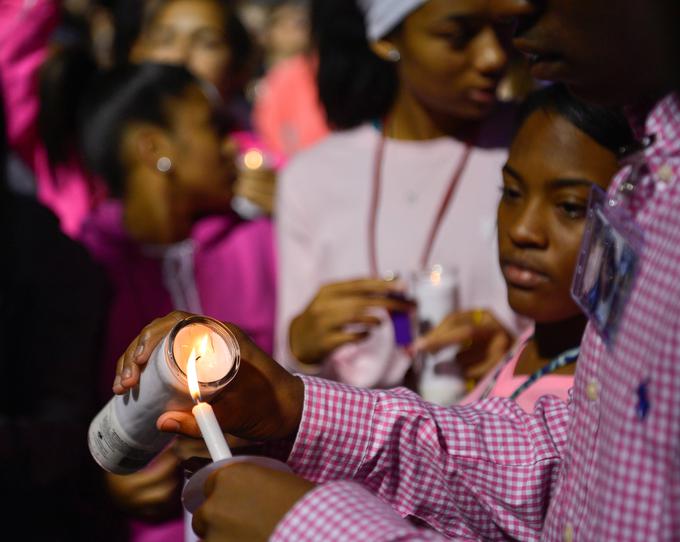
[624,92,680,156]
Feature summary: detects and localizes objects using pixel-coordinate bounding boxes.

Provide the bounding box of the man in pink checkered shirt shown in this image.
[116,0,680,540]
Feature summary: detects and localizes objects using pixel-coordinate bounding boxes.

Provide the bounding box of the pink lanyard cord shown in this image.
[368,128,473,277]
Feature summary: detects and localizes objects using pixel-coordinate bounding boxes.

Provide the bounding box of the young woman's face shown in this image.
[391,0,515,120]
[134,0,233,94]
[497,109,619,323]
[165,85,235,214]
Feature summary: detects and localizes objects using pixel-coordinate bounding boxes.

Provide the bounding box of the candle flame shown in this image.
[187,347,201,402]
[430,269,442,286]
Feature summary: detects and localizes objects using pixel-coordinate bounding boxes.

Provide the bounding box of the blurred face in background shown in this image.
[162,84,235,216]
[264,2,310,66]
[387,0,517,120]
[133,0,234,96]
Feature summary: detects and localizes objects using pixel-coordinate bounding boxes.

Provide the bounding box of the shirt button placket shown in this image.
[657,163,673,183]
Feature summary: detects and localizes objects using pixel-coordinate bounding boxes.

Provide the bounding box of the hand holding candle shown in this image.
[113,311,305,445]
[186,338,232,462]
[90,315,240,474]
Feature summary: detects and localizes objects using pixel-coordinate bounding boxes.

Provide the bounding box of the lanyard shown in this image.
[480,338,579,401]
[367,124,472,277]
[509,346,579,401]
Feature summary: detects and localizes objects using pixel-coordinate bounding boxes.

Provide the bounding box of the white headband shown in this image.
[357,0,428,41]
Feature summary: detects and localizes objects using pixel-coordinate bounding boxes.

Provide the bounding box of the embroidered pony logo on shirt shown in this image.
[635,379,650,420]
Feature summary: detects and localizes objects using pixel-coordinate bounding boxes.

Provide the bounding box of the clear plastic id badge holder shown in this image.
[572,184,644,347]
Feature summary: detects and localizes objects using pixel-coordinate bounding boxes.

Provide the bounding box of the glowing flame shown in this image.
[243,149,264,170]
[430,265,442,286]
[187,347,201,402]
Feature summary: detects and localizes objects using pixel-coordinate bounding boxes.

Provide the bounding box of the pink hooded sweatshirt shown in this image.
[0,0,106,237]
[79,201,277,402]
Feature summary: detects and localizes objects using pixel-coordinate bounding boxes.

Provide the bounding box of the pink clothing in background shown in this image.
[461,328,574,412]
[0,0,106,237]
[253,53,330,160]
[276,120,525,388]
[129,519,184,542]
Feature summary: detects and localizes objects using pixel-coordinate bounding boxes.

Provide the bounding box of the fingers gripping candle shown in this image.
[88,316,239,474]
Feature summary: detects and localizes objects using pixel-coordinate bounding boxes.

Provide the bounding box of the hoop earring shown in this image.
[386,49,401,62]
[157,156,172,173]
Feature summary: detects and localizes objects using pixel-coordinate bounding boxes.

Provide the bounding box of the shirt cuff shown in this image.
[286,376,378,482]
[271,480,445,542]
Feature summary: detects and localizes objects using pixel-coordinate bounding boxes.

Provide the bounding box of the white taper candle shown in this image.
[192,402,232,461]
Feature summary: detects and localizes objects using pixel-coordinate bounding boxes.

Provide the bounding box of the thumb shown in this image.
[157,411,202,438]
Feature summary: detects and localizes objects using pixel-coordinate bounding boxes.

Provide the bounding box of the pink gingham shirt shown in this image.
[269,92,680,542]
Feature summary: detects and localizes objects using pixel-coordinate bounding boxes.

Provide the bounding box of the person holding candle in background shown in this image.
[112,0,680,536]
[0,0,279,240]
[276,0,530,397]
[77,63,276,542]
[426,83,631,411]
[128,0,283,218]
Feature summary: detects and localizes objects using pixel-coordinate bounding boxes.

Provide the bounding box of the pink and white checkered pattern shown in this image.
[271,93,680,542]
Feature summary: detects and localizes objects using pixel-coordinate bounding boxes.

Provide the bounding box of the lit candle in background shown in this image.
[413,265,466,406]
[242,148,265,170]
[413,265,458,331]
[187,338,232,461]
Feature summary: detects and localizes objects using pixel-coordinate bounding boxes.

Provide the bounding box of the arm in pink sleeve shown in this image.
[272,481,453,542]
[0,0,60,165]
[284,376,569,541]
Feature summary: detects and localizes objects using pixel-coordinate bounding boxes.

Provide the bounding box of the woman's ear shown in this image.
[128,125,176,175]
[369,39,401,63]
